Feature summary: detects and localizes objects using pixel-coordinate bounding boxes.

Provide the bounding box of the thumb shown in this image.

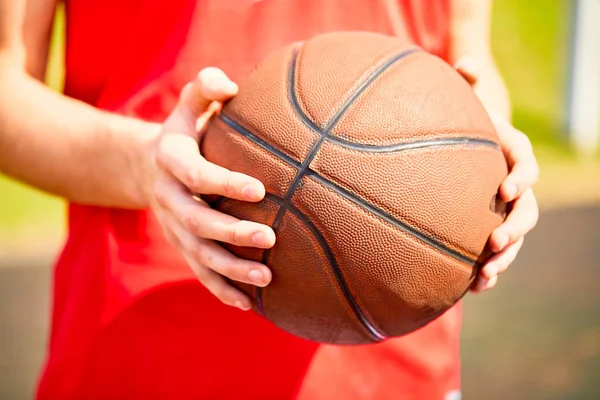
[164,67,239,137]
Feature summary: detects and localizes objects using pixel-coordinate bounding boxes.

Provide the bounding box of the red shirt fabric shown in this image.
[37,1,462,399]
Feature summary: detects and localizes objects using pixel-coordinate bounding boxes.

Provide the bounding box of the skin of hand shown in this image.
[455,57,540,293]
[146,68,276,311]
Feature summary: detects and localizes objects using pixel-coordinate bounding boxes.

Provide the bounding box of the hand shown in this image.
[472,115,539,292]
[146,68,275,310]
[455,57,540,293]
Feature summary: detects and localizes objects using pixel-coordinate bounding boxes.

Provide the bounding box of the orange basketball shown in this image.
[201,31,508,344]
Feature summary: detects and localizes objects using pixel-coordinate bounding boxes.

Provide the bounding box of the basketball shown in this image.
[201,31,508,344]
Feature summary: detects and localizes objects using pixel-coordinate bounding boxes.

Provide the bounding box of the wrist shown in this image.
[106,114,161,209]
[454,55,512,122]
[473,65,512,122]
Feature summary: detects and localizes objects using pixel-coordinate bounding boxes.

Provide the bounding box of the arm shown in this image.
[0,0,158,208]
[448,0,512,120]
[448,0,540,293]
[0,0,273,309]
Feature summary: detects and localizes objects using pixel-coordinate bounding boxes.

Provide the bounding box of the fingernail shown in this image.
[242,184,260,200]
[495,234,509,252]
[234,300,251,311]
[252,231,268,248]
[248,269,264,285]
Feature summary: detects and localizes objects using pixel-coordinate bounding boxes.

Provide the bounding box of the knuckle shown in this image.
[221,174,236,198]
[200,251,219,272]
[508,146,521,164]
[181,213,201,234]
[515,130,532,147]
[152,181,168,207]
[509,136,533,161]
[154,141,171,168]
[183,167,203,191]
[190,244,209,267]
[228,226,244,246]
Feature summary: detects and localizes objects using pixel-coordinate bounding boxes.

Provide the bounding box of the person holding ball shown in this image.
[0,0,538,398]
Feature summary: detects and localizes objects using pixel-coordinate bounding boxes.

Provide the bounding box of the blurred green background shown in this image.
[0,1,598,399]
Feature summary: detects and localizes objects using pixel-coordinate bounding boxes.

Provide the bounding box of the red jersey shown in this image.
[37,1,462,399]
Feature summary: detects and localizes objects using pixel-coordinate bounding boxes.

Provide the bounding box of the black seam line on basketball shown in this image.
[324,48,421,131]
[258,132,328,312]
[326,136,500,152]
[221,113,499,158]
[263,193,386,341]
[288,46,421,134]
[257,46,419,335]
[219,114,481,264]
[217,113,300,316]
[287,43,322,133]
[280,45,423,220]
[219,114,300,168]
[305,171,479,265]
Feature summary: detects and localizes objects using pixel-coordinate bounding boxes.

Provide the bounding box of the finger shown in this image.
[183,206,276,249]
[488,188,538,252]
[155,133,265,201]
[155,175,275,248]
[182,206,276,249]
[182,68,238,116]
[164,207,272,287]
[481,275,499,292]
[165,67,239,135]
[493,118,540,201]
[151,204,253,309]
[479,237,524,280]
[470,274,498,294]
[191,238,272,287]
[454,56,480,86]
[183,254,252,311]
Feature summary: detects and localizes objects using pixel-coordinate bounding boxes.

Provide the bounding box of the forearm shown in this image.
[0,65,159,208]
[448,0,511,120]
[469,63,511,121]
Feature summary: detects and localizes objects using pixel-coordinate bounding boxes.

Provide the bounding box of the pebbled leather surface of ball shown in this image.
[201,31,508,344]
